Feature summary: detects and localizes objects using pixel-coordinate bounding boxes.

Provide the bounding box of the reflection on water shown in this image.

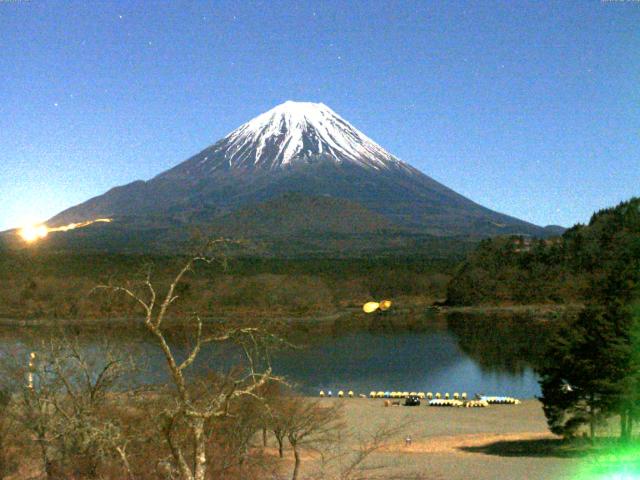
[0,311,557,399]
[273,331,543,397]
[446,312,557,375]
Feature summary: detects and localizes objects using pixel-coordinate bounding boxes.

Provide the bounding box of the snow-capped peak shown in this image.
[211,101,404,171]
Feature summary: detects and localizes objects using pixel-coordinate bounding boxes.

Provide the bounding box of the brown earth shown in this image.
[285,398,588,480]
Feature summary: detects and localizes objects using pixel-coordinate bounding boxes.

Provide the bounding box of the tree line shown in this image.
[536,199,640,441]
[0,253,456,320]
[446,197,640,307]
[446,197,640,440]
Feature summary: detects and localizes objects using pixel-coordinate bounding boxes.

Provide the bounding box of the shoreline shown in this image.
[0,303,580,328]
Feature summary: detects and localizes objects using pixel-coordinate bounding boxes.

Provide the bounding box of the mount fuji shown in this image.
[38,101,553,254]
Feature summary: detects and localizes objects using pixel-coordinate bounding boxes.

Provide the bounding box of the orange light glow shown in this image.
[18,218,112,243]
[19,224,49,242]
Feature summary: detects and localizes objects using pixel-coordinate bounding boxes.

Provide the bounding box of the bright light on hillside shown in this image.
[19,224,49,242]
[17,218,113,243]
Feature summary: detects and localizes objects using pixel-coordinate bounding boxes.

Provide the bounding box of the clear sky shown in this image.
[1,0,638,231]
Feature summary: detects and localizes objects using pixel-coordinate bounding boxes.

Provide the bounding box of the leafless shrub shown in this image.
[0,333,137,479]
[0,387,17,479]
[262,393,345,480]
[309,417,413,480]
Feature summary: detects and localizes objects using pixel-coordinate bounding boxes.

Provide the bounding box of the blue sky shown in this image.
[1,0,638,231]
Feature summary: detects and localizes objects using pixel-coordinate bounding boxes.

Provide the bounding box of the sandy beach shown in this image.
[287,398,585,480]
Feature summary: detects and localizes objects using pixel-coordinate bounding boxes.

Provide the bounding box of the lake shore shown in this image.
[288,398,584,480]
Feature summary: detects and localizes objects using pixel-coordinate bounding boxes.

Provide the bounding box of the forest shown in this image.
[0,252,457,320]
[446,197,640,307]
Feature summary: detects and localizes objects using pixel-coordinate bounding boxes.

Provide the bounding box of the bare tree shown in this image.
[264,396,343,480]
[336,420,406,480]
[0,334,136,480]
[64,341,128,475]
[200,391,281,479]
[304,416,413,480]
[0,387,17,479]
[46,336,135,478]
[268,404,288,459]
[97,245,282,480]
[7,345,60,480]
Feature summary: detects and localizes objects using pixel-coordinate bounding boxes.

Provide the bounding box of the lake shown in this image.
[0,312,555,399]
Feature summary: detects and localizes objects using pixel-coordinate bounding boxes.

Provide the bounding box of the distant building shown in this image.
[512,237,533,253]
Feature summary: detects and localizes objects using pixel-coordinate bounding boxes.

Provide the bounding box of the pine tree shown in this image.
[618,298,640,441]
[537,200,640,441]
[537,303,632,440]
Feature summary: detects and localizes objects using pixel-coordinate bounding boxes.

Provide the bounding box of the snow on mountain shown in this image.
[43,100,551,246]
[164,101,413,177]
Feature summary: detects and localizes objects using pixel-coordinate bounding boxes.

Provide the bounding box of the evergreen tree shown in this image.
[537,304,631,439]
[618,298,640,441]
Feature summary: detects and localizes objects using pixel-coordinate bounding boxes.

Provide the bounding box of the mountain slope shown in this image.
[43,101,551,252]
[207,192,394,237]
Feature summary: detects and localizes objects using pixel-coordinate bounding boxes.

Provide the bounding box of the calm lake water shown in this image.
[0,312,554,399]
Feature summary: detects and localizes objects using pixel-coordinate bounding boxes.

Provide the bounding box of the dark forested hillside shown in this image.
[446,197,640,306]
[0,252,459,319]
